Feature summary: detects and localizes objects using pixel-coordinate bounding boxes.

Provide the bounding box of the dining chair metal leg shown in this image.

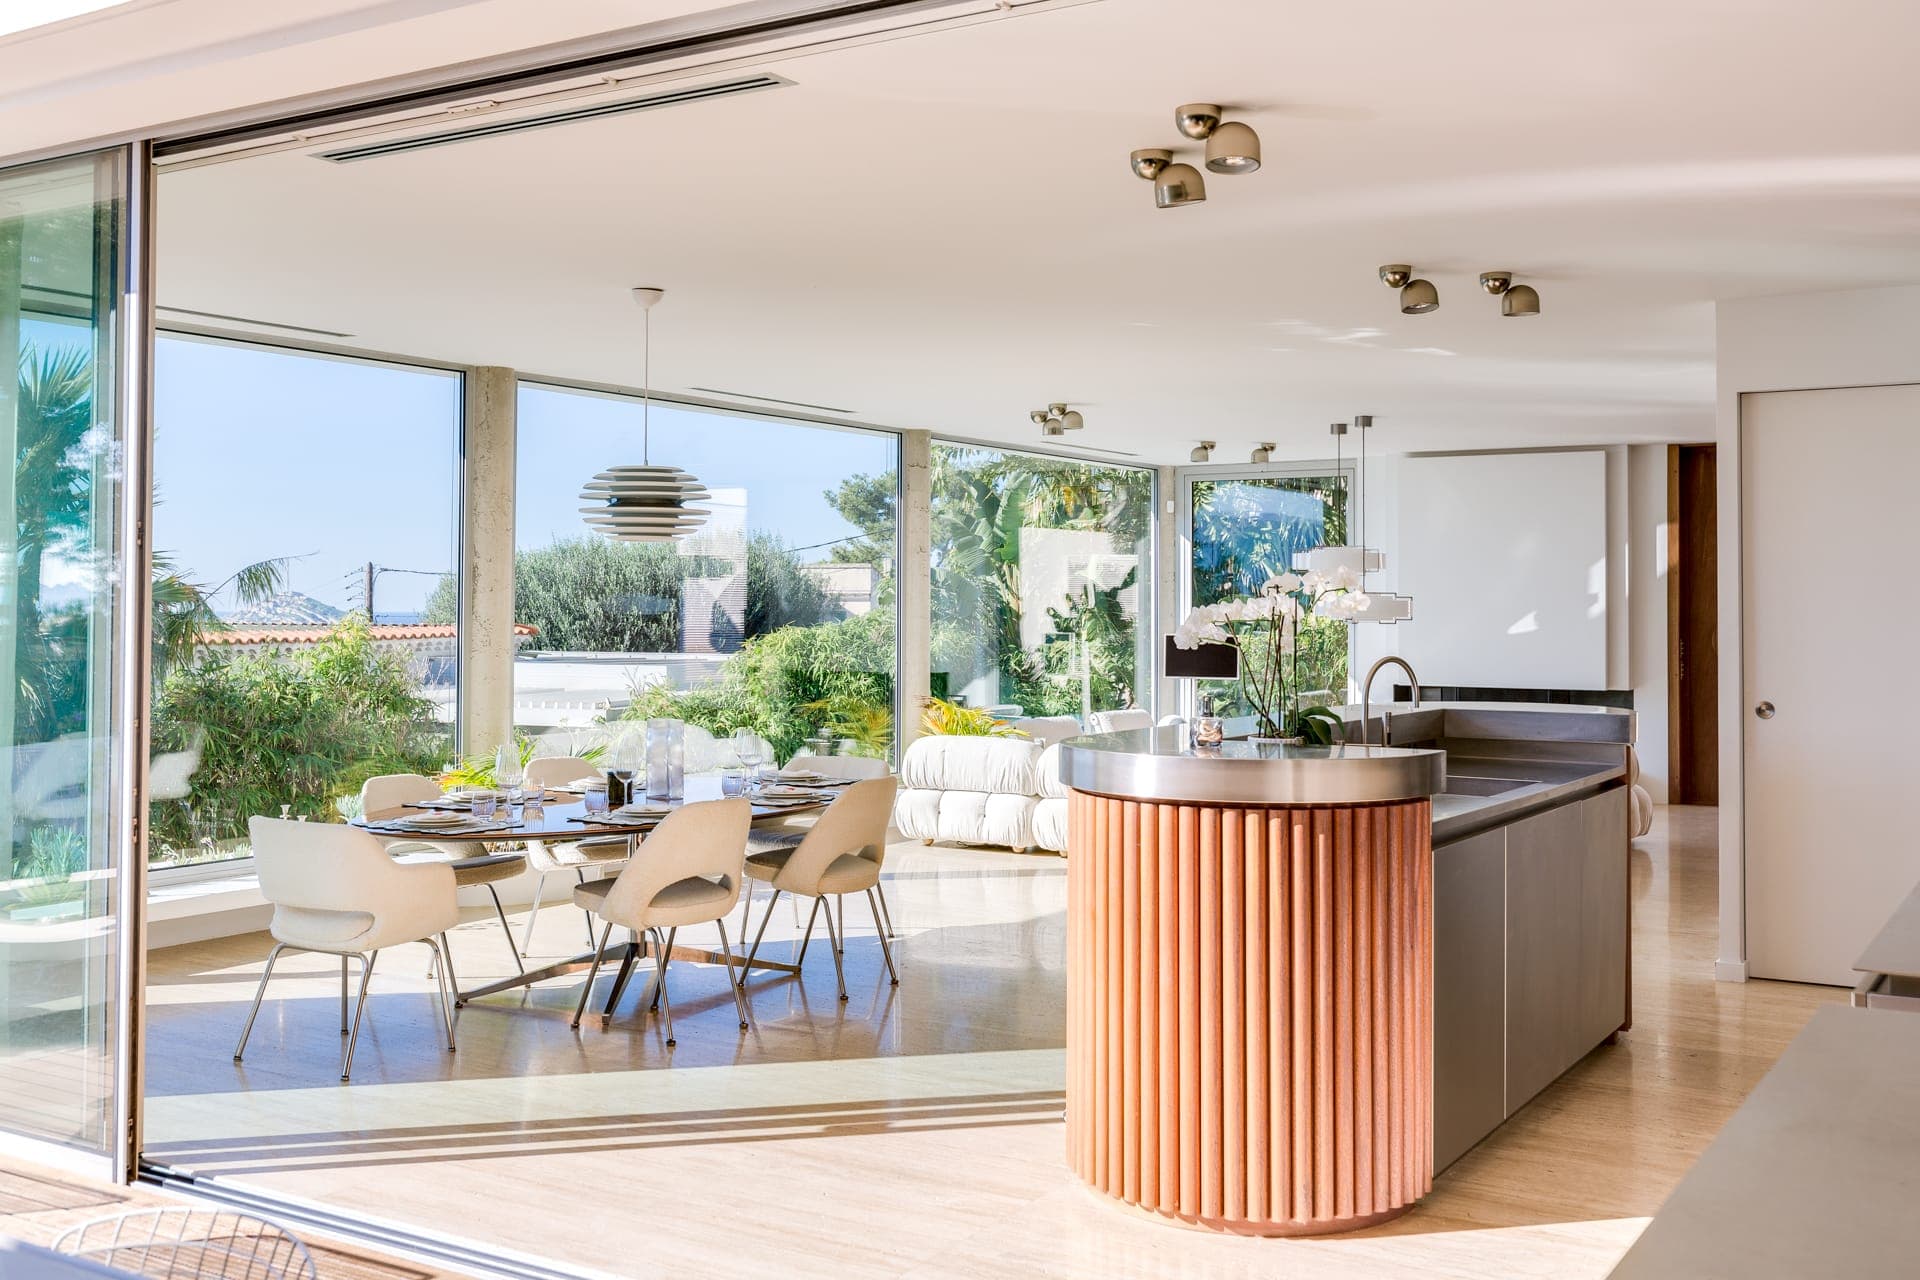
[487,884,525,975]
[601,942,641,1025]
[796,896,822,966]
[571,921,615,1029]
[833,894,845,954]
[714,917,752,1031]
[649,928,677,1012]
[426,938,458,1051]
[737,880,758,952]
[875,880,897,938]
[741,889,783,983]
[649,928,677,1046]
[341,950,378,1082]
[577,869,595,947]
[340,955,350,1036]
[232,943,286,1061]
[519,870,549,957]
[867,888,899,986]
[823,896,848,1001]
[439,933,462,1006]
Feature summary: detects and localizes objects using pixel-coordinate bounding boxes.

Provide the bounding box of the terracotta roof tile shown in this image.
[197,623,537,646]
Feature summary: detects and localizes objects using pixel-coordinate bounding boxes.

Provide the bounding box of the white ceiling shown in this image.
[149,0,1920,464]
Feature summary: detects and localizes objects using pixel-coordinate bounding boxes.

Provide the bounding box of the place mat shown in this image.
[566,813,660,828]
[362,818,525,836]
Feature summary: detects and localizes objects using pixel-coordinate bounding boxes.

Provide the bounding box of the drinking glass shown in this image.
[733,728,766,780]
[522,790,545,824]
[721,767,746,797]
[471,793,499,821]
[583,788,609,817]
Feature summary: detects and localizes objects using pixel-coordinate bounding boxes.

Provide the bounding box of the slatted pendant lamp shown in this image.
[580,287,711,542]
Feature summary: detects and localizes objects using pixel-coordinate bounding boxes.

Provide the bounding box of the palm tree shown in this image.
[150,551,292,679]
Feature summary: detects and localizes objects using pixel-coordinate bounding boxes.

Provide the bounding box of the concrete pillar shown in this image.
[1154,465,1180,718]
[897,430,933,753]
[459,367,516,756]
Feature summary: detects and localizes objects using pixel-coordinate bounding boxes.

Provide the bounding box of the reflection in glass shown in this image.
[928,445,1153,723]
[511,387,898,768]
[1189,474,1350,715]
[1,152,125,1154]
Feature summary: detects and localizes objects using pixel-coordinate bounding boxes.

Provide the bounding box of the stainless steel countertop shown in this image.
[1059,727,1446,805]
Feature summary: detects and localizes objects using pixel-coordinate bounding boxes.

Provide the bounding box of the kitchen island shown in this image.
[1059,706,1632,1235]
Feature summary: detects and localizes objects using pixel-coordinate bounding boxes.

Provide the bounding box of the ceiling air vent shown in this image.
[316,74,790,163]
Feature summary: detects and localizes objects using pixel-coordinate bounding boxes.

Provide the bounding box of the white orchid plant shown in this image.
[1174,565,1371,743]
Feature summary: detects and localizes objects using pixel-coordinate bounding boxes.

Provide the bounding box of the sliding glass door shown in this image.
[0,147,144,1177]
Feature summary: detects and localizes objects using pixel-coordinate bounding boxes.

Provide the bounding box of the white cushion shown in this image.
[1015,716,1083,747]
[1087,709,1152,734]
[1034,743,1070,800]
[900,736,1040,795]
[1032,796,1069,853]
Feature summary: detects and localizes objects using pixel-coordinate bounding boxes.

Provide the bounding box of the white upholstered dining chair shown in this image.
[359,773,526,975]
[570,797,753,1042]
[234,817,459,1081]
[519,755,632,955]
[740,776,899,1001]
[744,753,898,941]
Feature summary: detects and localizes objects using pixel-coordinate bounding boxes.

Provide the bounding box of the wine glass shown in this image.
[733,728,766,784]
[495,743,524,806]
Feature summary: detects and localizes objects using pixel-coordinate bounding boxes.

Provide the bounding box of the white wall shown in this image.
[1393,451,1610,690]
[1714,284,1920,981]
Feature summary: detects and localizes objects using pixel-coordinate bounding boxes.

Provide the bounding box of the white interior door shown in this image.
[1744,385,1920,985]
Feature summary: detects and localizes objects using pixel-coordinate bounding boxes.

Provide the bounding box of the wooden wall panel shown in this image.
[1066,792,1434,1236]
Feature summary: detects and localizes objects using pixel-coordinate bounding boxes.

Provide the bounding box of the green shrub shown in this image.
[148,615,452,849]
[624,609,894,762]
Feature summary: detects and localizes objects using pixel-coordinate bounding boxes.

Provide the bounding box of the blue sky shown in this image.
[151,336,894,618]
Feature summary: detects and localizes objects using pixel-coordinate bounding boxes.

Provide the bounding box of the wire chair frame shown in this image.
[51,1208,317,1280]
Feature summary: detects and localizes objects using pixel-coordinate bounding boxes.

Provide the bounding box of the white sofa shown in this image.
[893,734,1071,854]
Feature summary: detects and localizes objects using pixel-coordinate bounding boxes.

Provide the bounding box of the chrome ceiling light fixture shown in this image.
[1379,263,1439,315]
[1190,440,1215,463]
[1032,403,1084,437]
[1250,442,1276,464]
[1174,102,1261,174]
[580,287,711,542]
[1131,146,1204,208]
[1154,161,1206,208]
[1480,270,1541,317]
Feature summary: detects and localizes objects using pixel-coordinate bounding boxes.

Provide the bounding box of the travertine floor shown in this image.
[140,808,1837,1278]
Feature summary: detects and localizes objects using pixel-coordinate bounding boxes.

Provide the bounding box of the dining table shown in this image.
[354,776,837,1007]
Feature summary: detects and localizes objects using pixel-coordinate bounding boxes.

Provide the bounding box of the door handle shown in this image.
[1754,701,1776,720]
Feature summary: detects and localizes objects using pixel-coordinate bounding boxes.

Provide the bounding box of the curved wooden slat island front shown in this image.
[1059,733,1447,1236]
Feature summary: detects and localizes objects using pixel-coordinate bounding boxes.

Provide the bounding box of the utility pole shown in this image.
[363,561,376,620]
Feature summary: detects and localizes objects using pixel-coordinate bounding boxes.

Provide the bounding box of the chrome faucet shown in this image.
[1359,656,1421,747]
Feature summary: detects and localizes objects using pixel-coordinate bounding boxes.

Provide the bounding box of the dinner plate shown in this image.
[402,811,468,827]
[775,769,826,782]
[617,803,672,817]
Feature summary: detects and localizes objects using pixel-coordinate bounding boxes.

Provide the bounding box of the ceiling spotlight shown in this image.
[1190,440,1215,463]
[1154,162,1206,208]
[1250,442,1276,464]
[1479,270,1540,316]
[1170,102,1260,174]
[1129,148,1171,181]
[1174,103,1222,139]
[1380,264,1438,314]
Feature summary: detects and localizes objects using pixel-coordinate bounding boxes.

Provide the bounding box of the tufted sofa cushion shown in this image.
[1086,709,1153,734]
[900,736,1041,794]
[1013,716,1083,747]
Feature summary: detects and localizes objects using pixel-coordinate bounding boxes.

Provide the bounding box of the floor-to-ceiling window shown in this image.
[930,443,1153,721]
[505,383,898,765]
[147,335,461,864]
[1187,469,1350,715]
